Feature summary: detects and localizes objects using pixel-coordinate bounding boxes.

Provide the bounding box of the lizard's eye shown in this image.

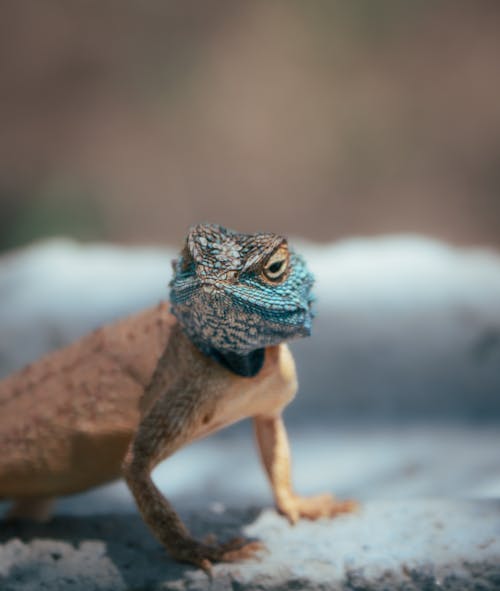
[262,245,289,282]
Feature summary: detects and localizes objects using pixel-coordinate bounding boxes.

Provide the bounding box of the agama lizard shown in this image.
[0,224,357,570]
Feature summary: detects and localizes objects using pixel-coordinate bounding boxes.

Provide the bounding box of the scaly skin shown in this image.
[0,225,357,570]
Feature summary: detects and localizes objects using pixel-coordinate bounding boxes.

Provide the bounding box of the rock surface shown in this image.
[2,425,499,589]
[1,500,499,591]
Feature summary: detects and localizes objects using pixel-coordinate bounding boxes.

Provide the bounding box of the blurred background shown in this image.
[1,1,500,515]
[1,0,499,251]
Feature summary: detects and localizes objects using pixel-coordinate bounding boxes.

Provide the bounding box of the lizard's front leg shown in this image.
[254,414,358,524]
[122,381,261,571]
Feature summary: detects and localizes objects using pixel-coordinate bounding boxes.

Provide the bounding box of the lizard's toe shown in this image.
[279,493,359,522]
[171,536,265,571]
[218,537,266,562]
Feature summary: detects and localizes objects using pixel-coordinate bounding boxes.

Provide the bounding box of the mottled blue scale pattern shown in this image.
[169,224,315,357]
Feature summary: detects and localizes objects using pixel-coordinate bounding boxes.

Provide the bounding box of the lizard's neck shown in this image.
[208,348,265,378]
[173,321,266,378]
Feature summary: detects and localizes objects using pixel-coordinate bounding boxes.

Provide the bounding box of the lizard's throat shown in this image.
[208,347,266,378]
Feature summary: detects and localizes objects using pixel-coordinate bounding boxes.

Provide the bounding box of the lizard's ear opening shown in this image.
[178,244,195,273]
[261,243,290,284]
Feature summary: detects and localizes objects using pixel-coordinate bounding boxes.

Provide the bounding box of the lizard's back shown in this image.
[0,302,174,498]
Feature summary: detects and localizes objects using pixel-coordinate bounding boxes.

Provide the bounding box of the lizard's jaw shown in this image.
[171,289,313,357]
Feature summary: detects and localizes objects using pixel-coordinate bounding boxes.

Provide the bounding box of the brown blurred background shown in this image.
[0,0,499,251]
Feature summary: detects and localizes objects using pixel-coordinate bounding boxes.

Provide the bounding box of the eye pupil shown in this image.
[268,261,283,274]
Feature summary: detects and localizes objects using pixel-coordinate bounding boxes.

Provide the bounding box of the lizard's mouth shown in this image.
[255,304,314,345]
[288,308,313,338]
[300,309,313,336]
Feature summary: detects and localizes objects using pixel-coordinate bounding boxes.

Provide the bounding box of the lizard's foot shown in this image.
[278,493,359,525]
[6,497,55,523]
[171,535,265,573]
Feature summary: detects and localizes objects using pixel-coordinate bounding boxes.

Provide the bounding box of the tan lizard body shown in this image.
[0,225,357,570]
[0,304,172,502]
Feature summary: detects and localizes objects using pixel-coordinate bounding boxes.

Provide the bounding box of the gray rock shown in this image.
[1,500,499,590]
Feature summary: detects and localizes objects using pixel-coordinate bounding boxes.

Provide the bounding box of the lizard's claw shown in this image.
[218,536,265,562]
[201,533,217,545]
[278,493,359,525]
[172,536,265,573]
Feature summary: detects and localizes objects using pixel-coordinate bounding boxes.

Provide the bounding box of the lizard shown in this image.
[0,223,357,571]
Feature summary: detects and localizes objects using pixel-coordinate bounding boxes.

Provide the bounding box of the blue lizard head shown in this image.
[169,224,315,356]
